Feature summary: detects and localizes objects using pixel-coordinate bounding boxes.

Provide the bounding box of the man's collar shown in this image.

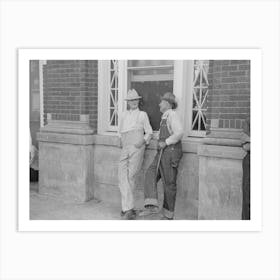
[161,109,172,119]
[128,108,139,113]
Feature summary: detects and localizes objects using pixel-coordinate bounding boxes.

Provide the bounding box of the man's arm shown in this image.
[118,112,124,148]
[143,112,153,145]
[165,112,184,145]
[134,112,153,148]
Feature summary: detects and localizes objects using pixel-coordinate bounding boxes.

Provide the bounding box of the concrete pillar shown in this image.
[198,129,247,219]
[37,114,95,202]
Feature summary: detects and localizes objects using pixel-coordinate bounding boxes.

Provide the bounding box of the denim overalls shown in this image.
[144,117,183,219]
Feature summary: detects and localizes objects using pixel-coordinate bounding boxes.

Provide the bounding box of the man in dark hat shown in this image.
[139,92,183,220]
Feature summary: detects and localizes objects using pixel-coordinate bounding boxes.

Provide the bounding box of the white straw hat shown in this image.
[125,89,142,100]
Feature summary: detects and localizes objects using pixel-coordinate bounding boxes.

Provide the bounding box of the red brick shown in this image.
[219,113,248,119]
[43,60,98,132]
[219,101,238,107]
[230,60,249,65]
[214,60,231,65]
[229,71,246,76]
[221,65,238,71]
[238,101,250,107]
[238,64,250,70]
[221,77,238,83]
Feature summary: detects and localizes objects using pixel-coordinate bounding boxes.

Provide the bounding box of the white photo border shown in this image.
[19,48,262,232]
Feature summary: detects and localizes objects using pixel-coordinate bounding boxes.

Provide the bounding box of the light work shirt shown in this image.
[161,109,184,145]
[119,108,153,144]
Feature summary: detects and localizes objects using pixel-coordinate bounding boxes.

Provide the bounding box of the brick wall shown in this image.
[30,61,40,120]
[206,60,250,131]
[30,60,40,146]
[43,60,98,132]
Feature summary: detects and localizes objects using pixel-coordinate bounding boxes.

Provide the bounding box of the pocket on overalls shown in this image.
[171,148,183,168]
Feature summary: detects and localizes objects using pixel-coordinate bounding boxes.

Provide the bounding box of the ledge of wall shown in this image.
[37,126,248,156]
[94,134,202,154]
[37,131,203,154]
[37,132,95,145]
[204,128,249,147]
[41,119,94,135]
[198,144,246,160]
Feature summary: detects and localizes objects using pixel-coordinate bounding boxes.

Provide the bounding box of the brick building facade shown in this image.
[207,60,250,130]
[42,60,98,128]
[30,59,250,220]
[37,60,250,134]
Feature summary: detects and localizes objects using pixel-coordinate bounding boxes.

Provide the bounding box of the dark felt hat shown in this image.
[161,92,177,109]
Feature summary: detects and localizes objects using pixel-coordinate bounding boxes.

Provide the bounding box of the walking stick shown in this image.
[155,147,163,177]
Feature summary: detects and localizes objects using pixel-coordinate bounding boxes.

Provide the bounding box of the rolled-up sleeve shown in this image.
[142,112,153,144]
[165,112,184,145]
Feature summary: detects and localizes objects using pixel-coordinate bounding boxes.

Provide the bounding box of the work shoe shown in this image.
[122,209,136,220]
[160,216,173,220]
[138,205,159,217]
[121,209,137,217]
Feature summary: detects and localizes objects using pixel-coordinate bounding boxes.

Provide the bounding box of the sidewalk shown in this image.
[30,183,163,220]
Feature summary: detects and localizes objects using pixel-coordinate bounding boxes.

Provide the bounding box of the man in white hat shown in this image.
[118,89,153,220]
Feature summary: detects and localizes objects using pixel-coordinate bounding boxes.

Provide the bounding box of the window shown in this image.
[109,60,119,129]
[127,60,174,130]
[190,60,209,136]
[98,60,209,138]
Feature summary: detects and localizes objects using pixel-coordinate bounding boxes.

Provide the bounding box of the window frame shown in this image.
[97,60,207,138]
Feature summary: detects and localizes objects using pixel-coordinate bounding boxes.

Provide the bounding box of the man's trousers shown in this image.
[118,145,145,212]
[143,146,182,219]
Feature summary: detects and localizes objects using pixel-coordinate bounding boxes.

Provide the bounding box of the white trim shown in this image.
[173,60,194,139]
[118,60,127,116]
[186,60,196,137]
[189,60,209,137]
[130,74,173,82]
[127,64,173,70]
[97,60,103,134]
[98,60,127,134]
[107,61,118,131]
[39,60,46,128]
[173,60,186,136]
[98,60,110,134]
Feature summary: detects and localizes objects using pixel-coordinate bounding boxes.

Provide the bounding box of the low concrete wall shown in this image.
[38,136,95,203]
[37,126,247,220]
[37,118,96,203]
[197,134,247,220]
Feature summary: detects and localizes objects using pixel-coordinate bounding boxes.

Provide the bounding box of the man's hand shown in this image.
[134,139,145,149]
[158,141,167,150]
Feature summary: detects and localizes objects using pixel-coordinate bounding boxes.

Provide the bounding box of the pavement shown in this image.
[30,182,165,220]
